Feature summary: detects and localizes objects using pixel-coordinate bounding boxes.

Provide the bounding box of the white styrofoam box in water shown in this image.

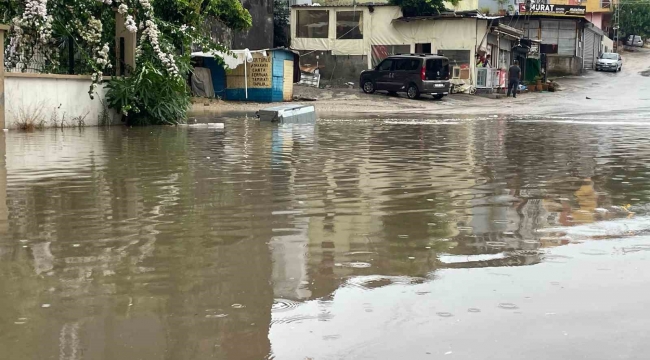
[257,104,316,124]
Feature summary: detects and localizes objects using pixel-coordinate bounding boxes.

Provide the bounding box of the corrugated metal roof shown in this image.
[291,3,395,7]
[393,10,501,22]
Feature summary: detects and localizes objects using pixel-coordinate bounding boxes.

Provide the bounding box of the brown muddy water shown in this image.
[2,117,650,360]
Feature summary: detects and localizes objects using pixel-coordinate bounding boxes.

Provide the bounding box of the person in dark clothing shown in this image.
[507,60,521,98]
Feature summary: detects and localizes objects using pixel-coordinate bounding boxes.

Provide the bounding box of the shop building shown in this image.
[290,5,523,89]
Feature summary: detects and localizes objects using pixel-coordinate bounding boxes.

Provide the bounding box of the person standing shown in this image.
[484,54,492,67]
[507,60,521,98]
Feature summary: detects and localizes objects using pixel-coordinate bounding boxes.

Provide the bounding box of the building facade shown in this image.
[290,5,522,88]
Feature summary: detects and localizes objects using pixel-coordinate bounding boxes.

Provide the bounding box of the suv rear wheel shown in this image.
[362,80,375,94]
[406,84,420,99]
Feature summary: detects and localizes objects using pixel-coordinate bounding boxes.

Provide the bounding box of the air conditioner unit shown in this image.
[290,0,312,6]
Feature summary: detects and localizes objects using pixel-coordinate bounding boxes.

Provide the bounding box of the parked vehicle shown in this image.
[360,54,451,100]
[627,35,643,47]
[596,52,622,72]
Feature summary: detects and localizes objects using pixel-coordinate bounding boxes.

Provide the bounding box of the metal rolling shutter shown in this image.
[541,20,559,45]
[558,20,577,56]
[584,28,595,69]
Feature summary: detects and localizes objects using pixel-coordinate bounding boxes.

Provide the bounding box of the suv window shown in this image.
[425,59,449,80]
[394,58,421,71]
[377,59,393,71]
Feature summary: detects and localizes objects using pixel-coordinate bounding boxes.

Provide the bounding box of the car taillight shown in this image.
[421,67,426,81]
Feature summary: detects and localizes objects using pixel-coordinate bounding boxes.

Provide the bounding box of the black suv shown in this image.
[360,54,451,100]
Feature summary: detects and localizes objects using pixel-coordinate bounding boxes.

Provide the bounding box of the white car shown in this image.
[627,35,644,47]
[596,53,622,72]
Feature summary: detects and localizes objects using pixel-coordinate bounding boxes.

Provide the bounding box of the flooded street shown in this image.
[3,113,650,359]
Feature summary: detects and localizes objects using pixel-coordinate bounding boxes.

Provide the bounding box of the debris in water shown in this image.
[231,304,245,309]
[206,314,228,319]
[41,304,51,308]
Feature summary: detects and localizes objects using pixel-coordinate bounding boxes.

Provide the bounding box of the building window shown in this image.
[336,11,363,39]
[296,10,329,38]
[438,50,470,68]
[371,45,410,66]
[499,49,510,68]
[601,0,611,8]
[394,58,421,71]
[438,50,471,79]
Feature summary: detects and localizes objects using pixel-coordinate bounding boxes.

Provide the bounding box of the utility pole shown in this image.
[614,0,620,51]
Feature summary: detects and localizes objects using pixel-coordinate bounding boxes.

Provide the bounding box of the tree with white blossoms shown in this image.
[0,0,252,125]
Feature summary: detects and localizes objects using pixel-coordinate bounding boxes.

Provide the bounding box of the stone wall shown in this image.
[233,0,274,49]
[204,0,274,51]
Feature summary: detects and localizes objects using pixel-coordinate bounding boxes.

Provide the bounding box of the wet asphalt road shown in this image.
[2,50,650,360]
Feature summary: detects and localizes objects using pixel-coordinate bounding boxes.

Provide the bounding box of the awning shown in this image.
[492,24,524,40]
[191,49,267,69]
[393,10,501,22]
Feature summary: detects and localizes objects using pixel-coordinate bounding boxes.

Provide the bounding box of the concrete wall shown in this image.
[586,12,604,30]
[298,50,367,85]
[0,132,6,235]
[202,0,274,51]
[546,54,583,76]
[4,73,118,129]
[585,0,612,13]
[602,34,614,53]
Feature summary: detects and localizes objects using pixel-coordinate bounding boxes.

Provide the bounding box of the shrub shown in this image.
[106,61,190,126]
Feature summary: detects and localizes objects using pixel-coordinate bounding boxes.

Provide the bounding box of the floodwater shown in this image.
[2,117,650,359]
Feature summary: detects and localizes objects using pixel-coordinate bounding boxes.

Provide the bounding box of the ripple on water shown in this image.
[580,249,609,256]
[335,262,372,268]
[544,254,573,263]
[272,298,301,312]
[486,241,507,248]
[498,303,519,310]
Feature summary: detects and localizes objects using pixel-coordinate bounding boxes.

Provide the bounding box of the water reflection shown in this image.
[1,118,650,359]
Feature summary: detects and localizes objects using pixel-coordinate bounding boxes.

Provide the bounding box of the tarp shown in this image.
[525,58,541,83]
[191,67,215,97]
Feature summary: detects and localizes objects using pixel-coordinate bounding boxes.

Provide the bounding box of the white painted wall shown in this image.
[5,74,118,129]
[602,34,613,53]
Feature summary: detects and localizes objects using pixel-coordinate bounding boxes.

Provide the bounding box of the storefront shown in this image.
[513,4,586,76]
[290,6,504,89]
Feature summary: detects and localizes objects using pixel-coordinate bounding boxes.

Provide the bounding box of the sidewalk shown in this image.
[190,83,557,118]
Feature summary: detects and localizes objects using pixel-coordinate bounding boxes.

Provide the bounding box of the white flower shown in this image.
[117,4,128,14]
[125,15,137,33]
